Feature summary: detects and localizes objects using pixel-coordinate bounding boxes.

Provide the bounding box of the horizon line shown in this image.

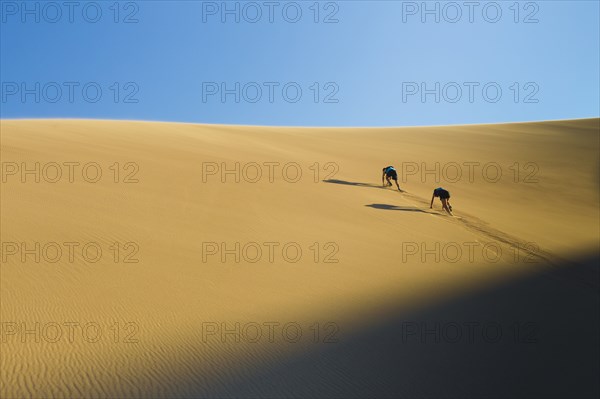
[0,116,598,130]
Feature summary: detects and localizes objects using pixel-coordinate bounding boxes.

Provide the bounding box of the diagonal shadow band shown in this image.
[202,253,600,398]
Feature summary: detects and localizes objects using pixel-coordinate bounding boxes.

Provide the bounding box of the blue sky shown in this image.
[1,0,599,126]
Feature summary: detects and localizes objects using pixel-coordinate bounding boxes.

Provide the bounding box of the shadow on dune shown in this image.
[196,253,599,398]
[323,179,385,189]
[365,203,428,213]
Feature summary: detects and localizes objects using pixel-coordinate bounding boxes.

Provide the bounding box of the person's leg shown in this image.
[394,178,401,191]
[441,198,452,215]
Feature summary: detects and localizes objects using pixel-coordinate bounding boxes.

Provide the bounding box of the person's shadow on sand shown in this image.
[365,204,428,213]
[323,179,384,188]
[323,179,405,192]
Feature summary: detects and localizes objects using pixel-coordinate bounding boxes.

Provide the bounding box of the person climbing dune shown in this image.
[430,187,453,215]
[382,166,401,191]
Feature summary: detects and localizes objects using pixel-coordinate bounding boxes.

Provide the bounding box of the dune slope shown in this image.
[1,119,598,398]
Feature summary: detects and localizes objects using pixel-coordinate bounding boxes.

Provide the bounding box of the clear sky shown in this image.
[1,0,599,126]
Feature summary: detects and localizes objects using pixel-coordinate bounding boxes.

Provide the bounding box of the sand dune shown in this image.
[1,119,598,398]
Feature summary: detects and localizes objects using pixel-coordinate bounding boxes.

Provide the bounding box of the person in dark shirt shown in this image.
[430,187,453,215]
[382,166,401,191]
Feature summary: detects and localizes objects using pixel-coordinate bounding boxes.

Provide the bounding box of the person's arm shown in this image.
[382,172,386,186]
[430,193,435,208]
